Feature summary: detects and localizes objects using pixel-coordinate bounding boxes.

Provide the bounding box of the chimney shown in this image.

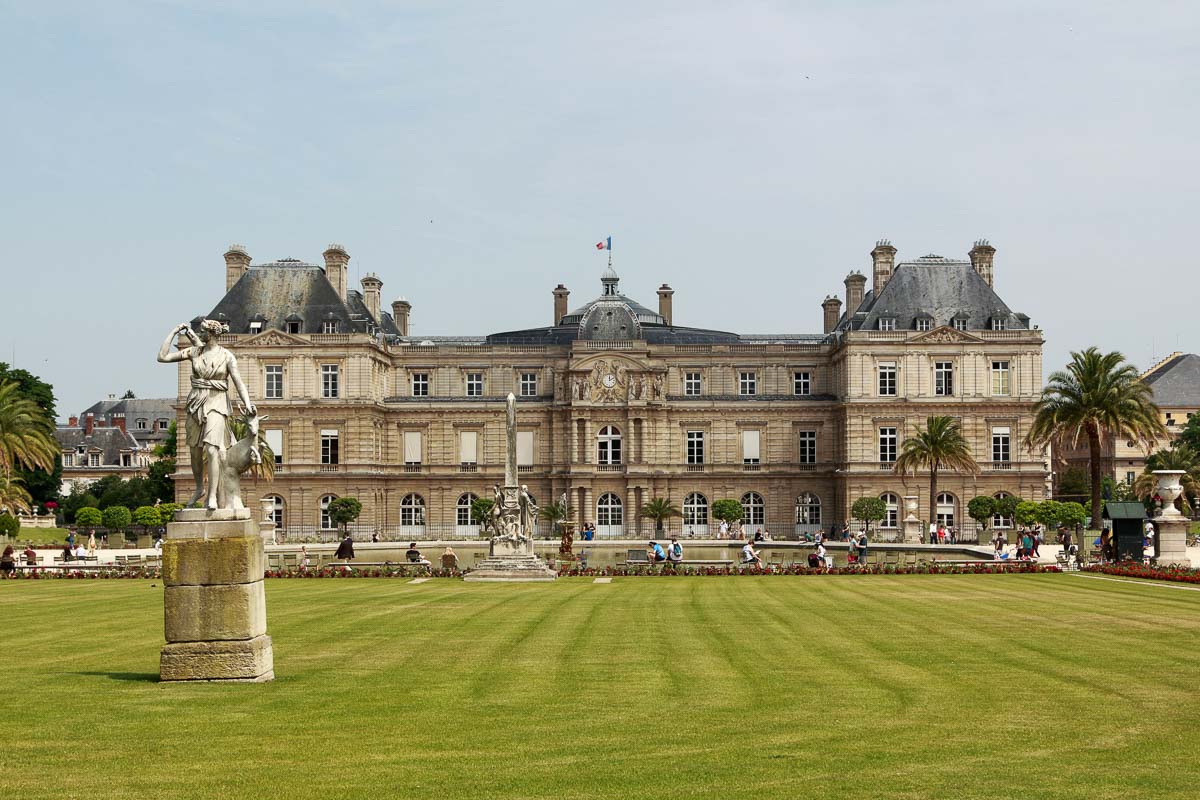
[657,284,675,326]
[69,415,79,427]
[822,295,843,334]
[871,239,897,295]
[844,271,866,313]
[224,244,251,292]
[552,284,570,325]
[323,244,350,301]
[84,413,94,435]
[361,273,383,321]
[391,297,411,337]
[111,415,126,433]
[969,239,996,287]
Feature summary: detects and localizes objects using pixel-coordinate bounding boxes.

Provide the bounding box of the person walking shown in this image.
[298,545,310,571]
[335,533,355,561]
[856,530,869,565]
[1031,528,1042,559]
[86,531,96,556]
[992,530,1006,560]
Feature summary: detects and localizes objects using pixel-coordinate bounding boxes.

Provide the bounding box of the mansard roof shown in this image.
[1141,353,1200,408]
[206,259,401,336]
[838,255,1029,332]
[55,426,141,463]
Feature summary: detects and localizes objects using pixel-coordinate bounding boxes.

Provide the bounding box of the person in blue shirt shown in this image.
[648,540,666,564]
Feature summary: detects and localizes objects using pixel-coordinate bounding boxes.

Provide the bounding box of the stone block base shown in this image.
[164,581,267,642]
[164,536,265,586]
[465,554,557,582]
[160,635,274,682]
[1152,515,1190,567]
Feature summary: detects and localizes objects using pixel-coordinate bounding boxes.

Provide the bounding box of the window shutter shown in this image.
[403,431,422,463]
[992,426,1011,435]
[264,429,283,458]
[460,431,478,463]
[517,431,534,466]
[743,430,760,461]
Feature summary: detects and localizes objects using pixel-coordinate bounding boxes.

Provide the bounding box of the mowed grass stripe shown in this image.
[0,575,1197,800]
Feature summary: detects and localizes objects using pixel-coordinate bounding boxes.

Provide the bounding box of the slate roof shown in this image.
[55,427,141,464]
[77,398,175,446]
[837,256,1029,332]
[1141,353,1200,407]
[205,260,401,336]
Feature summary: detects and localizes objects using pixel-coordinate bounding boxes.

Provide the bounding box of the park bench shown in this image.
[53,555,98,564]
[625,549,651,566]
[325,561,431,574]
[679,559,734,567]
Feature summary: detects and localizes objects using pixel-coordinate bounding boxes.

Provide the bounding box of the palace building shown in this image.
[172,240,1047,540]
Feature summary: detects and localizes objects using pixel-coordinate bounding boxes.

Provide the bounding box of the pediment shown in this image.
[242,329,311,347]
[911,326,984,344]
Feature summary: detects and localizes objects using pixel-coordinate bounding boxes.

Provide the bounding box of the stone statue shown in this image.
[157,320,256,510]
[519,484,538,537]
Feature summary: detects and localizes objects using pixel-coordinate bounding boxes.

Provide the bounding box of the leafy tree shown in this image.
[639,497,682,532]
[1058,502,1087,529]
[995,494,1021,523]
[850,496,886,532]
[102,506,132,532]
[1027,348,1167,531]
[1014,501,1040,527]
[1057,467,1089,501]
[75,506,102,527]
[893,416,979,523]
[133,505,162,527]
[0,513,19,538]
[61,484,100,523]
[537,500,573,534]
[1176,413,1200,454]
[967,496,998,532]
[159,502,184,523]
[0,364,61,506]
[327,497,362,535]
[1034,499,1064,528]
[146,457,176,505]
[711,499,743,528]
[471,497,495,527]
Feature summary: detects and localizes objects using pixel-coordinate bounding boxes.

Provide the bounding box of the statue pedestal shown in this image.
[160,508,274,682]
[1152,513,1190,567]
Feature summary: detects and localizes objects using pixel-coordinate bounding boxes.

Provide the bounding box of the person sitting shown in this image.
[61,542,74,562]
[648,540,667,565]
[666,538,683,567]
[0,545,15,575]
[405,542,429,565]
[22,545,37,566]
[807,551,823,569]
[741,541,763,569]
[441,547,459,571]
[753,530,765,542]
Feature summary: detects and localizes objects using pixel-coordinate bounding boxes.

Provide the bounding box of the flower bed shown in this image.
[1,567,163,580]
[1084,563,1200,585]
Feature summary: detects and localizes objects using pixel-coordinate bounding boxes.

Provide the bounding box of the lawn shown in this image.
[1,575,1197,799]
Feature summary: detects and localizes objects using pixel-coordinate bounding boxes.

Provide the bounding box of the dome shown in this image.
[558,268,666,338]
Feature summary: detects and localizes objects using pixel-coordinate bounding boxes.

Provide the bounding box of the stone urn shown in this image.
[903,496,920,521]
[1152,470,1186,519]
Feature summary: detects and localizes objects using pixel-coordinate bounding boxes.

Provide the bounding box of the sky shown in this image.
[1,0,1197,420]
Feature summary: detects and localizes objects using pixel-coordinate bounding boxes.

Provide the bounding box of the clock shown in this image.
[602,373,617,388]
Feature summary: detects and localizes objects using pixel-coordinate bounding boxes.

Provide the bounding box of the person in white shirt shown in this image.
[719,520,729,539]
[741,542,763,568]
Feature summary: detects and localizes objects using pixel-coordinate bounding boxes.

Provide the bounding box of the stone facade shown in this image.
[174,241,1047,540]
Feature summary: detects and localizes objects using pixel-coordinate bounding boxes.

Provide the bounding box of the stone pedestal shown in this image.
[1152,515,1190,567]
[902,497,923,543]
[464,521,557,582]
[160,508,274,682]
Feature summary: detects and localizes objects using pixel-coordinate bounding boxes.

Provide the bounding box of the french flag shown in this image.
[595,236,611,251]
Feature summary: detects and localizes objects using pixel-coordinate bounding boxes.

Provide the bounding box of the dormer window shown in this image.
[321,321,337,334]
[990,317,1006,331]
[249,321,263,333]
[878,318,896,331]
[952,318,968,331]
[915,318,931,332]
[285,315,302,334]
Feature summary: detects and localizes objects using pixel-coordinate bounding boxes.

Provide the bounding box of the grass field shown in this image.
[1,575,1197,799]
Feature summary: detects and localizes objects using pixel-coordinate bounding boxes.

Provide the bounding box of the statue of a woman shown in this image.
[157,320,255,510]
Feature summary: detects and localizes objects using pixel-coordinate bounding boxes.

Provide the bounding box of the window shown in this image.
[1125,471,1136,485]
[936,492,956,527]
[320,430,339,465]
[793,371,811,396]
[403,431,422,465]
[400,493,425,527]
[952,317,968,331]
[266,495,284,529]
[881,493,899,528]
[741,430,761,465]
[740,492,765,527]
[739,371,757,396]
[136,418,148,430]
[992,492,1013,529]
[265,365,283,399]
[412,373,429,397]
[459,431,478,466]
[519,372,538,397]
[684,371,701,396]
[795,492,821,525]
[878,363,897,396]
[465,372,483,397]
[63,453,73,467]
[121,453,132,467]
[457,493,479,527]
[798,431,816,464]
[879,318,896,331]
[597,493,623,529]
[879,427,897,463]
[249,320,263,333]
[990,317,1006,331]
[992,427,1011,464]
[934,361,954,396]
[321,321,337,334]
[320,495,337,530]
[264,429,283,466]
[915,318,931,332]
[597,425,622,465]
[517,431,534,466]
[158,418,170,430]
[991,361,1010,396]
[683,493,708,526]
[686,431,705,465]
[321,364,339,399]
[89,453,100,467]
[286,321,301,334]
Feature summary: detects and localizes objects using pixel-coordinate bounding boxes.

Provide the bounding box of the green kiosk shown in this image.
[1103,502,1147,562]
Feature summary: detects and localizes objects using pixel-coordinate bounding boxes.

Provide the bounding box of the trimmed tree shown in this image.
[75,507,102,527]
[850,496,886,533]
[1057,502,1087,531]
[995,494,1021,524]
[639,497,682,533]
[711,499,744,532]
[1014,501,1040,528]
[133,505,162,528]
[328,497,362,536]
[893,416,979,524]
[0,512,19,538]
[158,502,184,523]
[102,506,132,535]
[967,496,998,534]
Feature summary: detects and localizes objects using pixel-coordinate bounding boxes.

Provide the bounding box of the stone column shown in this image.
[160,509,274,682]
[902,496,923,544]
[1152,470,1190,567]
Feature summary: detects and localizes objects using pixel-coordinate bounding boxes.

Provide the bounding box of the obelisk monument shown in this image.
[464,393,557,582]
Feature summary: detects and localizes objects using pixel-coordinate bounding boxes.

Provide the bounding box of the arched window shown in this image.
[880,493,899,529]
[400,493,425,527]
[319,494,337,530]
[741,492,765,527]
[992,492,1013,529]
[683,492,708,526]
[936,492,957,527]
[265,495,284,529]
[457,493,478,528]
[596,493,623,534]
[597,425,622,465]
[795,492,821,525]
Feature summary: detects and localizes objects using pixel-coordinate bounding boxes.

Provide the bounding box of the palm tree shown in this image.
[1133,446,1199,516]
[0,472,33,515]
[1026,348,1167,530]
[538,500,573,533]
[0,380,58,491]
[893,416,979,525]
[639,497,682,533]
